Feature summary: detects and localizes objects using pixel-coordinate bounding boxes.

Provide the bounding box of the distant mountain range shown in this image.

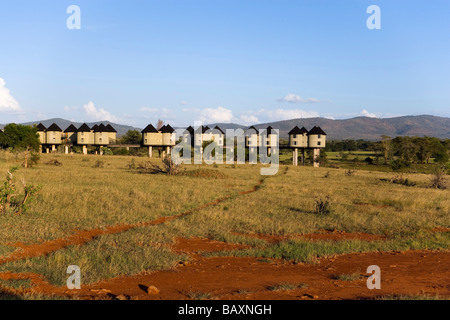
[206,115,450,140]
[1,115,449,141]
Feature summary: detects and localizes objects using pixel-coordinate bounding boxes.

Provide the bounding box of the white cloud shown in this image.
[187,106,235,123]
[0,78,21,111]
[140,107,175,120]
[278,94,321,104]
[360,109,377,118]
[83,101,119,122]
[239,114,260,124]
[180,101,188,105]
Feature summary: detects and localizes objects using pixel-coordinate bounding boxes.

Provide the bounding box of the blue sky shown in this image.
[0,0,449,128]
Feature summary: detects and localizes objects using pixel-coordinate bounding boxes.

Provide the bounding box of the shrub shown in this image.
[92,160,105,168]
[136,156,181,175]
[314,196,331,215]
[365,157,374,165]
[0,167,41,215]
[430,166,447,190]
[391,159,410,171]
[46,159,63,166]
[345,169,356,176]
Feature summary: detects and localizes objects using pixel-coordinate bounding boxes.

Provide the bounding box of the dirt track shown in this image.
[1,237,448,300]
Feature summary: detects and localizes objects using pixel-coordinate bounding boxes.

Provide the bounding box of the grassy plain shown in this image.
[0,152,448,296]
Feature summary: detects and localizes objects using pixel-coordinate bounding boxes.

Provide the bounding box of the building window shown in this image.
[293,141,297,145]
[318,141,321,146]
[145,139,148,143]
[293,134,297,138]
[318,134,321,138]
[81,132,84,136]
[99,138,102,142]
[81,138,84,142]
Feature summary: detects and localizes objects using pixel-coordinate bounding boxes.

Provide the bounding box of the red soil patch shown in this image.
[58,249,450,300]
[171,237,249,254]
[234,230,386,243]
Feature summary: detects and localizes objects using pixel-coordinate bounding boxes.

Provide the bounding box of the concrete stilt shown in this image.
[51,145,56,152]
[83,145,88,155]
[249,147,257,164]
[65,146,69,154]
[293,148,298,166]
[148,146,153,157]
[302,149,305,165]
[313,148,320,167]
[46,148,50,154]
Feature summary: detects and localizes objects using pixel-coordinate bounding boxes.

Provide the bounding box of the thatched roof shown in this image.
[46,123,62,132]
[77,123,91,132]
[307,126,327,135]
[141,124,158,133]
[36,123,47,131]
[64,124,78,132]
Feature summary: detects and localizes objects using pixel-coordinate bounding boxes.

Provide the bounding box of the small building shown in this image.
[212,126,224,147]
[288,126,308,148]
[245,126,260,148]
[36,123,47,145]
[64,124,78,144]
[77,123,94,145]
[193,125,210,147]
[142,124,162,146]
[105,124,117,143]
[45,123,62,146]
[307,126,327,148]
[161,124,176,146]
[183,126,194,145]
[261,126,277,148]
[94,123,110,146]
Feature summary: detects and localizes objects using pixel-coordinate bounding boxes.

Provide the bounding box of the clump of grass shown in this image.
[187,291,212,300]
[136,156,181,175]
[345,169,356,176]
[46,159,63,166]
[314,196,331,215]
[126,158,136,170]
[323,171,330,178]
[92,160,105,168]
[268,282,308,291]
[333,273,362,281]
[381,174,416,187]
[430,167,447,190]
[183,169,227,179]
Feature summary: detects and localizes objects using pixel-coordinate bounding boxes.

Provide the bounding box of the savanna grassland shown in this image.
[0,151,448,300]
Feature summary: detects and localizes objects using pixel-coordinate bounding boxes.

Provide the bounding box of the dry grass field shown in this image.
[0,152,448,300]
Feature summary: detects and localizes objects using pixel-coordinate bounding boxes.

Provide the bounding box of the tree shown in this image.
[119,130,142,145]
[156,119,164,131]
[0,124,41,168]
[380,135,391,164]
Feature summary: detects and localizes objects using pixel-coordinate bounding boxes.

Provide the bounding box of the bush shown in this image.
[365,157,374,165]
[314,196,331,215]
[0,167,41,215]
[430,167,447,189]
[391,159,410,171]
[92,160,105,168]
